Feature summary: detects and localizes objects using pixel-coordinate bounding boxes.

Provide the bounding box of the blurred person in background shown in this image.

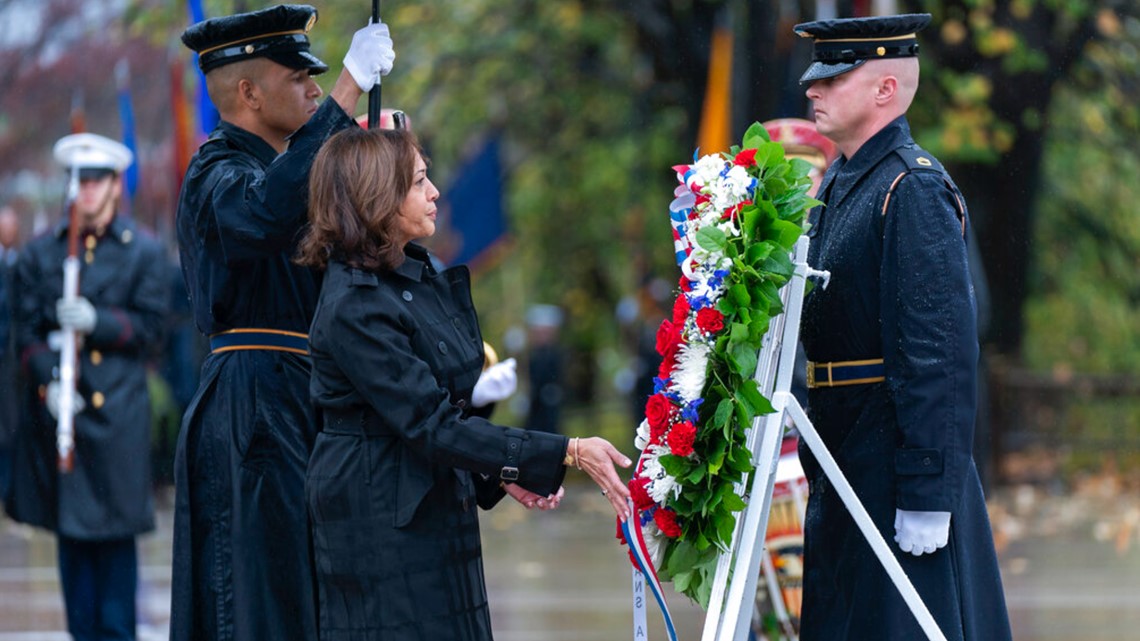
[296,126,632,640]
[523,304,566,435]
[171,4,396,640]
[4,132,169,641]
[0,205,19,497]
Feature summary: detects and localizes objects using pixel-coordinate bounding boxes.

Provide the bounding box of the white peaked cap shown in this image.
[52,133,133,173]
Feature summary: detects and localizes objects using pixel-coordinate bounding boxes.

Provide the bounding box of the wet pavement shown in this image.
[2,479,1139,640]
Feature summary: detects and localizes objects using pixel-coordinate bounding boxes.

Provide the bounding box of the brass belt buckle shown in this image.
[807,362,816,388]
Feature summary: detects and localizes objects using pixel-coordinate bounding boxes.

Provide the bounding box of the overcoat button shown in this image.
[438,341,448,354]
[922,457,932,466]
[402,291,413,302]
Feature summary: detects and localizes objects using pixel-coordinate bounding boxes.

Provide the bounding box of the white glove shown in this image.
[471,358,517,408]
[343,21,396,92]
[894,509,951,556]
[56,297,97,334]
[45,380,85,420]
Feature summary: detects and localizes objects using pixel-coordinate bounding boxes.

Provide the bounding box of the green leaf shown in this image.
[722,489,747,512]
[687,465,707,483]
[729,284,752,308]
[666,539,699,575]
[741,121,769,149]
[696,225,727,252]
[658,454,690,477]
[765,218,804,250]
[730,343,758,378]
[672,570,693,592]
[713,398,734,430]
[738,379,775,417]
[745,241,775,268]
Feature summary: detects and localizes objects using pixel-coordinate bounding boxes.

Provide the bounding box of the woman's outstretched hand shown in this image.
[575,437,633,520]
[504,483,564,511]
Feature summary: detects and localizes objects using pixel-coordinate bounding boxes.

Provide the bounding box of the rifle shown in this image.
[56,162,81,473]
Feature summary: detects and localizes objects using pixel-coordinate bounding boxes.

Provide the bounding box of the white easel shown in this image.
[699,236,949,641]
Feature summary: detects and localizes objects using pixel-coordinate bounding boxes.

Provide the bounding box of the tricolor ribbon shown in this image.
[620,506,679,641]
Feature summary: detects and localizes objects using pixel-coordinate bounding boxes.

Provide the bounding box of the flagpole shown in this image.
[368,0,382,128]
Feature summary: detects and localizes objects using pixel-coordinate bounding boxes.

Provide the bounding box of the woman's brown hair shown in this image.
[295,127,424,271]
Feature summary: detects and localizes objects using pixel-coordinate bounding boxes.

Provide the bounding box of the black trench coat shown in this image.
[306,247,569,641]
[169,99,356,641]
[5,215,168,540]
[798,117,1012,640]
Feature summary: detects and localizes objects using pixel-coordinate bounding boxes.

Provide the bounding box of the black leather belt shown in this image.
[807,358,885,388]
[209,328,309,355]
[322,407,392,437]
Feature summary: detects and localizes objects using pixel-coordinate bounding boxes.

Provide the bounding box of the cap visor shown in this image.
[77,168,116,181]
[266,50,329,75]
[799,60,866,84]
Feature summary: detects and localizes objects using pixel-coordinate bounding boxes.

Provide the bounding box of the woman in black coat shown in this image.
[295,127,632,641]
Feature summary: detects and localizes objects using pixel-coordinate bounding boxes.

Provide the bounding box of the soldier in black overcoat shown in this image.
[296,127,634,641]
[170,5,395,640]
[4,132,169,641]
[792,14,1013,640]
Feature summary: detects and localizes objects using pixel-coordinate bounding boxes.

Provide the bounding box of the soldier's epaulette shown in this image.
[883,145,966,236]
[893,145,945,174]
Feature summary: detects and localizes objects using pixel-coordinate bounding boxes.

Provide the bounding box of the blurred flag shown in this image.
[115,60,139,201]
[70,89,85,134]
[170,58,194,193]
[438,137,508,270]
[188,0,219,136]
[697,14,733,155]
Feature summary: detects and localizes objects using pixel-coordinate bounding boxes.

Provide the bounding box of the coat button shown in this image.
[438,341,448,354]
[402,291,413,302]
[922,457,932,466]
[92,391,105,409]
[90,350,102,366]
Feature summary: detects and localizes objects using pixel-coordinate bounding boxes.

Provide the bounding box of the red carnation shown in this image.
[695,307,725,334]
[734,148,758,167]
[629,476,656,511]
[679,276,692,293]
[655,319,676,356]
[667,421,697,457]
[672,294,690,325]
[645,393,673,432]
[654,508,683,538]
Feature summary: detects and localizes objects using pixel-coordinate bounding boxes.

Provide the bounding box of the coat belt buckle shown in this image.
[500,466,520,482]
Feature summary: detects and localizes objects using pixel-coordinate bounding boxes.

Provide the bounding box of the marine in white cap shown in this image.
[4,129,168,641]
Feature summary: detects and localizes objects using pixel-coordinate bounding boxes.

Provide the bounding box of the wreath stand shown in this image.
[698,236,949,641]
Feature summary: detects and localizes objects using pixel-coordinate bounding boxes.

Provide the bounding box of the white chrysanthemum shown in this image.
[669,341,710,402]
[634,418,651,451]
[640,444,682,504]
[641,521,667,569]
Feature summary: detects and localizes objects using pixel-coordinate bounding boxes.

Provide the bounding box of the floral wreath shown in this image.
[621,122,819,607]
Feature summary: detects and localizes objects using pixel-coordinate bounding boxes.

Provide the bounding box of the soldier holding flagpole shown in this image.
[171,4,396,640]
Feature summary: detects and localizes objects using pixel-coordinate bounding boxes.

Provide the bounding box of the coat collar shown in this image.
[213,120,280,166]
[53,212,137,245]
[817,115,912,210]
[392,243,434,283]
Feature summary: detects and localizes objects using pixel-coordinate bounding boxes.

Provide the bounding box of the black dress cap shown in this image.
[182,4,329,74]
[794,13,931,84]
